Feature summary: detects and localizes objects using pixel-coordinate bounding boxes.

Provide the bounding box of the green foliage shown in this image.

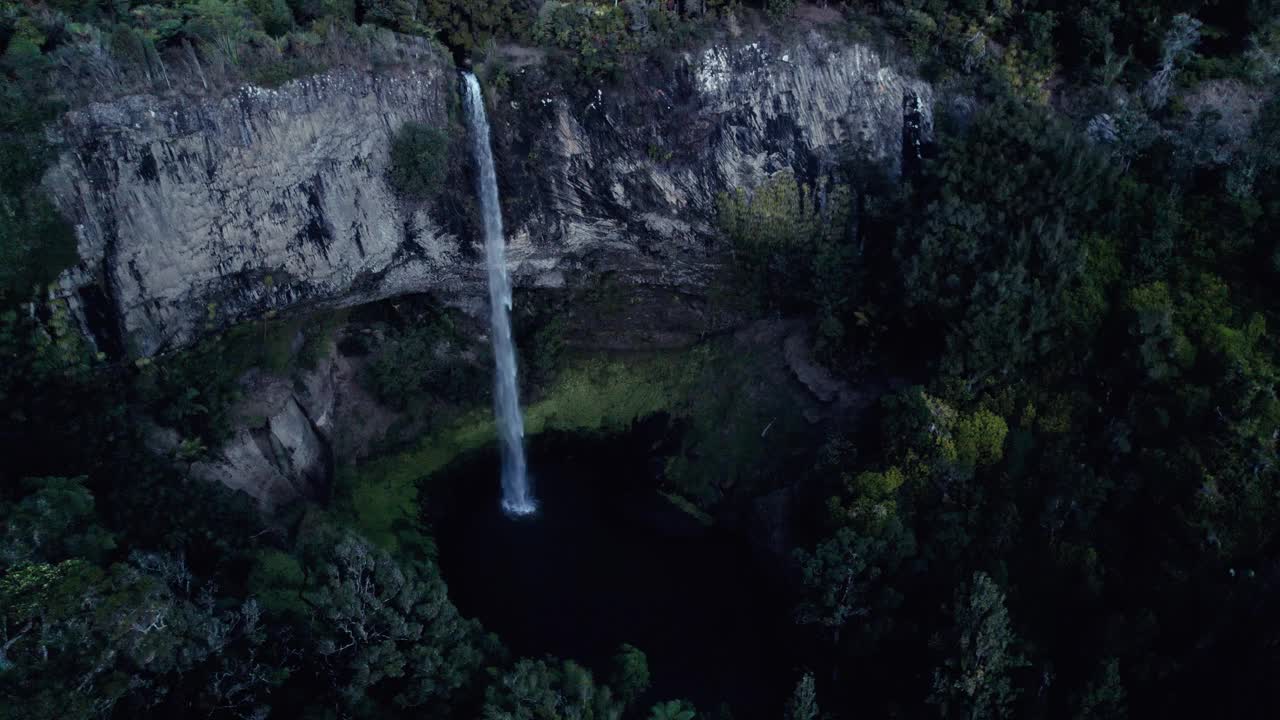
[342,351,702,549]
[766,0,797,21]
[247,0,295,36]
[522,310,567,387]
[364,313,481,408]
[247,549,307,616]
[717,171,874,367]
[794,526,905,646]
[481,656,624,719]
[361,0,432,35]
[133,309,343,446]
[877,0,1269,85]
[388,121,452,199]
[4,5,1280,720]
[534,1,630,81]
[1074,658,1127,719]
[296,520,490,711]
[953,408,1009,466]
[718,171,853,312]
[897,98,1119,384]
[0,191,78,302]
[1128,280,1192,380]
[928,572,1024,720]
[107,23,151,65]
[0,77,76,304]
[827,467,906,533]
[610,643,651,707]
[648,699,697,720]
[784,672,819,720]
[1,553,268,720]
[1,477,115,566]
[423,0,526,52]
[184,0,254,65]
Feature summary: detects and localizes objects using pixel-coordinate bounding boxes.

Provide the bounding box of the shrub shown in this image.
[388,121,450,199]
[247,0,296,36]
[0,192,79,302]
[423,0,527,52]
[766,0,797,21]
[365,320,482,408]
[534,1,630,81]
[107,24,150,66]
[717,171,854,313]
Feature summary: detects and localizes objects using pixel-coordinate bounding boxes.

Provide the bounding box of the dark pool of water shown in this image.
[432,424,793,717]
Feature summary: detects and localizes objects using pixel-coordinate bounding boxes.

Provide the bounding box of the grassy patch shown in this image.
[337,350,708,551]
[659,490,713,526]
[336,337,817,552]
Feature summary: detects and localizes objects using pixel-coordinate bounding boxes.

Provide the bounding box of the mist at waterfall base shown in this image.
[462,71,535,516]
[433,424,793,717]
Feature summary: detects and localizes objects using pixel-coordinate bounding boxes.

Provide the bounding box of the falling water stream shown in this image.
[462,72,535,516]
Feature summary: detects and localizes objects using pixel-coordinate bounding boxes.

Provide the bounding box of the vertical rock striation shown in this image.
[45,30,932,359]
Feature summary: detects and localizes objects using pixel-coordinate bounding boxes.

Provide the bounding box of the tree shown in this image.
[1,476,115,566]
[247,0,295,36]
[0,554,268,720]
[718,171,854,315]
[794,527,893,649]
[928,572,1025,720]
[954,409,1009,467]
[297,523,489,711]
[388,122,452,199]
[482,657,624,720]
[183,0,252,66]
[422,0,527,51]
[785,672,819,720]
[610,643,651,708]
[896,98,1118,385]
[246,549,307,617]
[1074,658,1127,720]
[649,699,697,720]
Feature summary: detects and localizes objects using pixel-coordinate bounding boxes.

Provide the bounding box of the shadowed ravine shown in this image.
[433,427,793,717]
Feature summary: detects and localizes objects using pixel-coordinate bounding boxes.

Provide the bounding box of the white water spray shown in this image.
[462,72,535,516]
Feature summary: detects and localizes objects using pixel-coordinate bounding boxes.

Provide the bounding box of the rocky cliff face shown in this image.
[493,34,932,274]
[45,53,460,358]
[45,29,932,359]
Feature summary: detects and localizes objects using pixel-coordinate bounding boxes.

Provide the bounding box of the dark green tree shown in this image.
[388,121,452,199]
[928,572,1025,720]
[648,699,697,720]
[296,523,489,711]
[896,98,1118,385]
[784,671,819,720]
[481,656,624,720]
[610,643,651,708]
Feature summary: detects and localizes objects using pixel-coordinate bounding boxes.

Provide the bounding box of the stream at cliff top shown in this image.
[432,423,793,717]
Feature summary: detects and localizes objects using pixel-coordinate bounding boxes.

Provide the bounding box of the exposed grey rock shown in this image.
[145,388,330,512]
[783,331,848,406]
[46,30,932,360]
[46,57,463,358]
[493,31,933,299]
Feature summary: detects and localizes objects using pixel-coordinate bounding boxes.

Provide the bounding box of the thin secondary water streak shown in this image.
[461,71,535,516]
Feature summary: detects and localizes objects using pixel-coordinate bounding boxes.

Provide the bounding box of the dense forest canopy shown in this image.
[3,0,1280,719]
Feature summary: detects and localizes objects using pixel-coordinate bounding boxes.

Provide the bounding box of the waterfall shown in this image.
[462,72,535,516]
